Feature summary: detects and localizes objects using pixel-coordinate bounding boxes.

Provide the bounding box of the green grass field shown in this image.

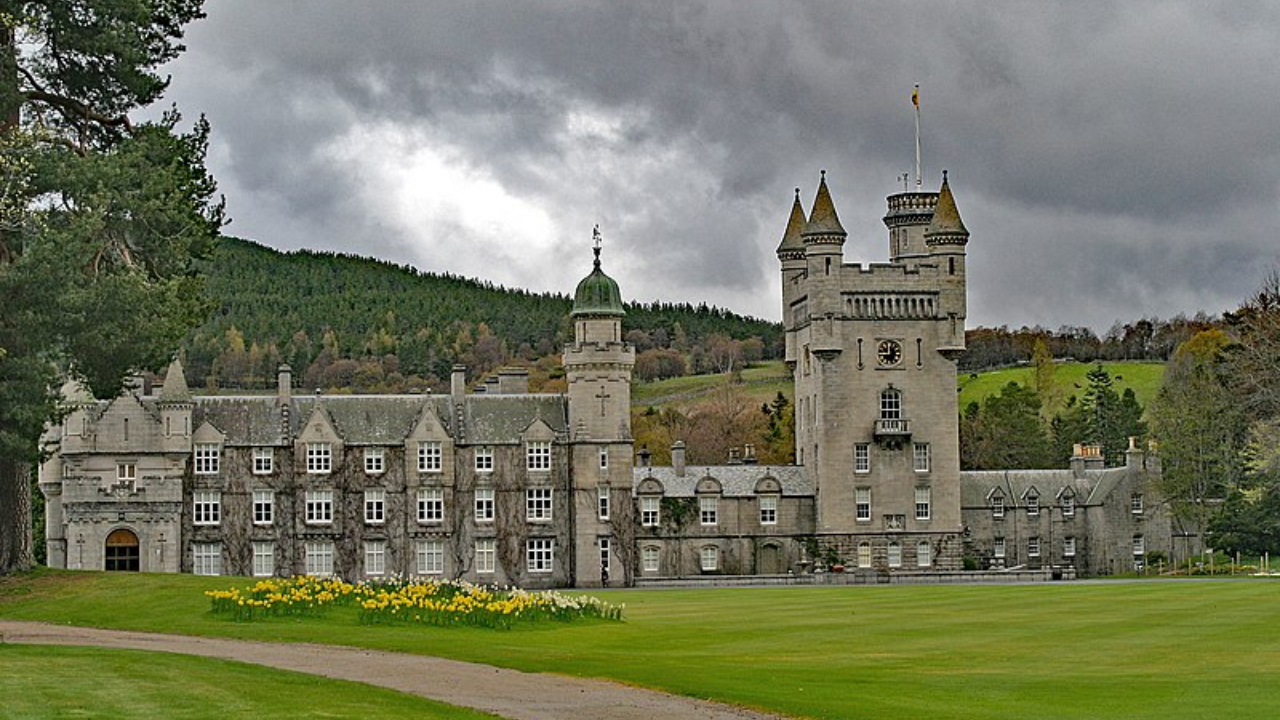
[3,569,1277,720]
[0,644,500,720]
[957,361,1165,417]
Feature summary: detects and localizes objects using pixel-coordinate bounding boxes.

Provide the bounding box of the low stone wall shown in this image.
[634,567,1076,589]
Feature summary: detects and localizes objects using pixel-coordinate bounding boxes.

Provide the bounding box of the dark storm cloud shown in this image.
[156,1,1280,329]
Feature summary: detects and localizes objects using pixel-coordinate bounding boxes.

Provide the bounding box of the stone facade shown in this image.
[38,172,1171,584]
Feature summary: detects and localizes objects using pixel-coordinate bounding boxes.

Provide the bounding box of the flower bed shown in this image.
[206,576,623,629]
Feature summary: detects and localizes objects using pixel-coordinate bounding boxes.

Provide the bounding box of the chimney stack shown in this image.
[451,365,467,404]
[672,441,687,477]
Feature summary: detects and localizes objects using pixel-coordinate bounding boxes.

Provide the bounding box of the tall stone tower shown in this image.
[563,231,636,585]
[779,172,969,570]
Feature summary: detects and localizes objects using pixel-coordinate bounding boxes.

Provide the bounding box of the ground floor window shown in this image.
[193,542,222,576]
[1064,536,1076,558]
[856,542,872,568]
[475,539,495,574]
[365,540,386,576]
[887,541,902,568]
[642,546,659,573]
[305,541,334,576]
[700,545,718,572]
[527,538,554,573]
[252,541,274,577]
[417,539,444,575]
[104,528,140,572]
[916,540,932,568]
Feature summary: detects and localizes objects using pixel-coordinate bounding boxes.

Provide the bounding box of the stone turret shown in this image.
[156,357,193,452]
[776,188,808,367]
[924,172,969,354]
[801,171,846,356]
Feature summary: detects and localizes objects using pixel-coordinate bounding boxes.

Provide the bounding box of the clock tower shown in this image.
[779,171,969,569]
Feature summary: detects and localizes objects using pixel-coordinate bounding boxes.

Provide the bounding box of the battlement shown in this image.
[883,191,938,227]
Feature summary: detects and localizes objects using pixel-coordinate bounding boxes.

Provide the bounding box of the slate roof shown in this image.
[960,468,1131,507]
[460,394,568,444]
[633,464,814,497]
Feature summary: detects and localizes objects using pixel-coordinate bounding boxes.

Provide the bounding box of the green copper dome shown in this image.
[571,240,625,318]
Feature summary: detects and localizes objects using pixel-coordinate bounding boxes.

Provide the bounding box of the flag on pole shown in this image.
[912,84,919,107]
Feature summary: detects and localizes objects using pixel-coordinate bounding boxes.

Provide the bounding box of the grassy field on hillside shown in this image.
[956,361,1165,416]
[633,360,1166,420]
[0,644,498,720]
[2,570,1276,720]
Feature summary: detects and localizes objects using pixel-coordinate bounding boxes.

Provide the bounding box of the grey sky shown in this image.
[156,1,1280,332]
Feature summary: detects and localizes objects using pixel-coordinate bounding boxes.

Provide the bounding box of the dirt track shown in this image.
[0,620,792,720]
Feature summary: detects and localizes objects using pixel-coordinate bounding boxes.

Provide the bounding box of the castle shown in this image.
[38,173,1169,585]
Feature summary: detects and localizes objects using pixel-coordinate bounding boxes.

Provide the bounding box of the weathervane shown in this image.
[592,224,602,268]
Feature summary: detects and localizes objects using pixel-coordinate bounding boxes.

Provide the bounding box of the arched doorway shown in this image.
[104,528,140,572]
[758,544,783,574]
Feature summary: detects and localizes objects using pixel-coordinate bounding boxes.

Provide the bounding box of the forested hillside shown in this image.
[182,238,783,392]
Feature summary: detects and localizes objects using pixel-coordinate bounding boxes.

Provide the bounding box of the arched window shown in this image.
[887,542,902,568]
[104,528,140,572]
[857,542,872,568]
[916,540,932,568]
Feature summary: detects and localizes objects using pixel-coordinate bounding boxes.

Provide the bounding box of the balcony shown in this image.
[873,418,911,449]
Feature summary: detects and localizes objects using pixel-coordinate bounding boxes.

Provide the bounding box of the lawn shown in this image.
[2,569,1277,720]
[0,644,501,720]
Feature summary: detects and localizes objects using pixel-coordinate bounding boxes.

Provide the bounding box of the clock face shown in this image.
[877,339,902,366]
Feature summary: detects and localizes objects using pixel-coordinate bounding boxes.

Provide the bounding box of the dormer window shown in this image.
[1026,490,1040,516]
[306,442,332,474]
[991,494,1005,519]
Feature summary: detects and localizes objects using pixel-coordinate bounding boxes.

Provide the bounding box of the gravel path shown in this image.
[0,620,793,720]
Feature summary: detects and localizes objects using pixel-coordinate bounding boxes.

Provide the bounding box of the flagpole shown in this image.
[913,83,922,190]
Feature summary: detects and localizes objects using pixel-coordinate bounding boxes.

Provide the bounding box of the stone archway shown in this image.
[758,544,783,574]
[104,528,140,572]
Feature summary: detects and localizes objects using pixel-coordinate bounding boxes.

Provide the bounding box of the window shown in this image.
[475,487,494,522]
[994,537,1006,559]
[364,488,385,524]
[252,542,274,577]
[642,546,659,573]
[305,490,333,525]
[699,546,718,572]
[417,539,444,575]
[1062,495,1075,517]
[253,448,273,475]
[305,541,334,576]
[1028,536,1041,557]
[857,542,872,568]
[252,489,274,525]
[599,447,609,469]
[527,538,554,573]
[475,447,494,473]
[913,443,930,472]
[116,463,136,482]
[641,496,660,527]
[597,486,610,520]
[1131,493,1144,514]
[1026,491,1040,516]
[759,495,778,525]
[1064,536,1076,558]
[880,389,902,419]
[193,543,221,576]
[916,540,932,567]
[991,495,1005,519]
[364,447,385,475]
[526,441,551,471]
[915,487,931,521]
[856,488,871,522]
[599,537,611,575]
[699,496,718,526]
[418,441,442,473]
[194,443,220,475]
[887,541,902,568]
[306,442,332,474]
[854,444,870,473]
[365,540,386,576]
[475,539,496,574]
[1132,535,1145,556]
[527,488,553,522]
[193,490,221,526]
[417,487,443,523]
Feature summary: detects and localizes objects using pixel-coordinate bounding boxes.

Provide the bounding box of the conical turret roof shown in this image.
[571,230,625,318]
[158,357,192,403]
[775,188,807,258]
[925,172,969,240]
[801,171,846,240]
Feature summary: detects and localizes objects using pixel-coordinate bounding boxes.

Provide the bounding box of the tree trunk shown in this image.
[1,24,19,133]
[0,457,34,574]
